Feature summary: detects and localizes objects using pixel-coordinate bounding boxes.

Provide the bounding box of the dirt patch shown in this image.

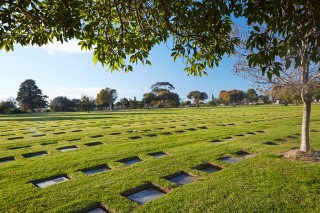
[283,149,320,162]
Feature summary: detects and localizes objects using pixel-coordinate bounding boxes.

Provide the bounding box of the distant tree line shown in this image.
[1,79,319,114]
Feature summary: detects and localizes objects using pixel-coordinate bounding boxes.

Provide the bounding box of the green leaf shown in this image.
[267,71,272,80]
[92,53,99,64]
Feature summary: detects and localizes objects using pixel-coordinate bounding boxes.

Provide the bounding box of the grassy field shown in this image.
[0,105,320,213]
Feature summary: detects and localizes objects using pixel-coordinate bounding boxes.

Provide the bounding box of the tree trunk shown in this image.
[109,102,113,111]
[300,95,311,152]
[299,40,311,152]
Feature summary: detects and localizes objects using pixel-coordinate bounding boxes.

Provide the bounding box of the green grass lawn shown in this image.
[0,105,320,212]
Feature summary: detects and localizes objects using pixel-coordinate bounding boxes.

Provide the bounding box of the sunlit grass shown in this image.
[0,105,319,212]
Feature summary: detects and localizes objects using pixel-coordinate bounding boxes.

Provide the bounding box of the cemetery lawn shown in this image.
[0,105,320,212]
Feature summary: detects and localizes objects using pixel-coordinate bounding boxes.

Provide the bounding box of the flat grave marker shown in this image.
[194,163,222,173]
[234,151,255,158]
[119,156,142,165]
[43,129,54,132]
[1,129,14,132]
[71,130,83,132]
[123,183,167,204]
[129,136,141,140]
[57,145,78,152]
[7,136,24,140]
[87,207,107,213]
[110,132,121,135]
[91,135,103,138]
[146,133,157,137]
[101,126,111,129]
[81,165,110,175]
[166,172,197,185]
[198,126,208,129]
[219,156,242,164]
[211,139,222,143]
[41,141,58,146]
[22,151,48,158]
[53,132,66,135]
[8,145,31,150]
[32,134,46,137]
[162,132,172,135]
[149,152,167,158]
[223,137,235,141]
[1,133,15,137]
[67,138,81,142]
[84,142,103,146]
[263,141,278,145]
[217,124,226,126]
[246,132,256,135]
[32,175,69,188]
[0,156,15,164]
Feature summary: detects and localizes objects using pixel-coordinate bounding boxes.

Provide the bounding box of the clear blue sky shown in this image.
[0,41,251,102]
